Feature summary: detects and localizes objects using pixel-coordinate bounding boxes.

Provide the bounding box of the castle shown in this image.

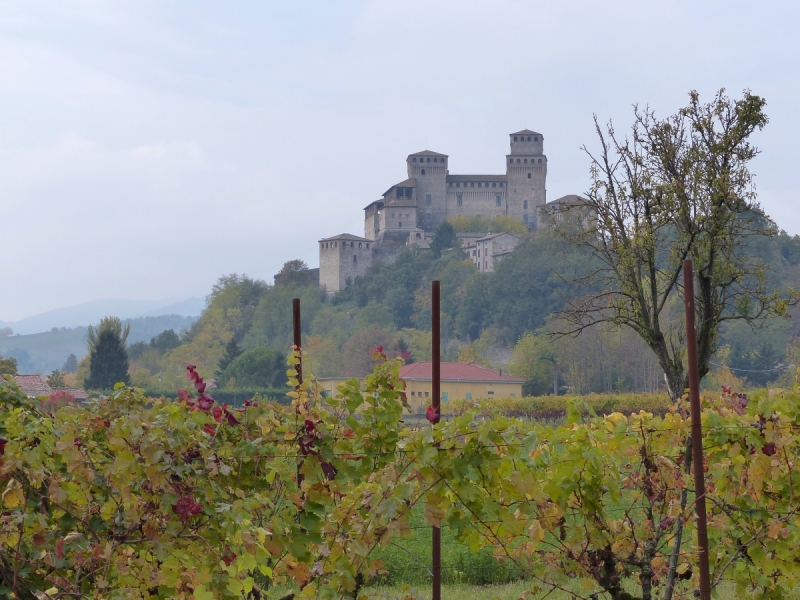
[319,130,548,295]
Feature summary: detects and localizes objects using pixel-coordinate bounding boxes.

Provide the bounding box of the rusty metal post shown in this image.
[293,298,304,492]
[431,280,441,600]
[293,298,302,386]
[682,260,711,600]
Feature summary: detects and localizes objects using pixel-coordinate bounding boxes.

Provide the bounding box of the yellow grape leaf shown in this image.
[2,479,24,508]
[676,563,690,575]
[528,519,545,544]
[193,584,214,600]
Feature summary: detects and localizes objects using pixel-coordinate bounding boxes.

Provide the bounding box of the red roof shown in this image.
[399,362,524,383]
[52,387,89,401]
[13,375,54,398]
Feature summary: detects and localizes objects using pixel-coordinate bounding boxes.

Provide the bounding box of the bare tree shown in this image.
[556,89,797,402]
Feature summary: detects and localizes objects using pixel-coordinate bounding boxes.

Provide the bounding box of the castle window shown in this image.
[366,243,370,249]
[354,255,357,263]
[472,250,476,256]
[492,182,496,187]
[421,169,425,175]
[528,173,531,179]
[351,242,354,248]
[538,158,542,163]
[477,182,481,187]
[524,214,529,223]
[509,159,513,164]
[496,195,501,206]
[524,159,528,164]
[457,194,463,206]
[470,182,474,187]
[399,222,402,228]
[514,136,518,141]
[516,159,521,164]
[426,157,431,162]
[527,136,531,141]
[499,183,503,187]
[358,242,362,248]
[534,136,539,141]
[426,194,432,205]
[524,200,528,209]
[416,233,421,239]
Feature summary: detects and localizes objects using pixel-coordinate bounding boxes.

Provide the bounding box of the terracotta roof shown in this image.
[511,129,542,136]
[13,375,54,397]
[408,150,448,158]
[52,387,89,401]
[319,233,372,242]
[400,362,525,383]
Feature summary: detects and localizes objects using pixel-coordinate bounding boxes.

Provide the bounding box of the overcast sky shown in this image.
[2,0,799,321]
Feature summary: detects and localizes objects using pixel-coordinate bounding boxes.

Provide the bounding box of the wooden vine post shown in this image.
[682,259,712,600]
[431,280,442,600]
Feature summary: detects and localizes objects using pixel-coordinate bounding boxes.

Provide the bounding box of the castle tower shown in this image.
[505,130,547,229]
[406,150,448,231]
[318,233,373,296]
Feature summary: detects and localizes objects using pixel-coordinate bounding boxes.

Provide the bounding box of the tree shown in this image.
[214,336,243,380]
[217,346,286,389]
[47,369,66,388]
[149,329,182,353]
[557,89,797,401]
[508,332,558,396]
[0,355,17,375]
[84,317,131,390]
[430,220,459,258]
[62,353,79,373]
[274,259,313,287]
[0,327,13,338]
[343,325,394,376]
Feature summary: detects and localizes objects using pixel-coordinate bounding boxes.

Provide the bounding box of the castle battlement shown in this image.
[320,130,548,295]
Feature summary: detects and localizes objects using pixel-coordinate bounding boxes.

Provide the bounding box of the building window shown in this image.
[350,242,354,248]
[426,157,431,162]
[358,242,362,248]
[472,249,476,256]
[524,214,529,223]
[398,222,402,227]
[457,194,463,206]
[411,391,416,397]
[514,136,518,141]
[524,200,528,209]
[470,182,474,187]
[538,158,542,163]
[510,393,516,397]
[528,173,531,178]
[433,157,438,162]
[353,255,357,263]
[524,159,528,164]
[466,392,472,400]
[366,243,370,249]
[426,194,432,205]
[516,159,521,164]
[527,136,531,141]
[413,157,417,162]
[496,195,501,206]
[424,391,429,398]
[421,169,425,175]
[499,183,503,187]
[416,233,421,239]
[534,136,539,141]
[492,182,496,187]
[487,390,494,395]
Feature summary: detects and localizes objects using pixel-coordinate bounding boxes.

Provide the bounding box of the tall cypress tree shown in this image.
[215,336,243,381]
[85,320,131,391]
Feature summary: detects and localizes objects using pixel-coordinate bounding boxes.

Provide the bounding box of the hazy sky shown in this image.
[2,1,799,321]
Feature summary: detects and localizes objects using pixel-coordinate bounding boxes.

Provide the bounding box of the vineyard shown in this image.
[2,354,800,600]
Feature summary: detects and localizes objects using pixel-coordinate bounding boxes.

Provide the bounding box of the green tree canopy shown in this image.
[85,318,131,391]
[430,220,459,258]
[215,336,243,380]
[62,353,78,373]
[218,346,286,389]
[0,355,17,376]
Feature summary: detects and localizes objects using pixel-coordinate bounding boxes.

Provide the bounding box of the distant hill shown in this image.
[0,314,198,374]
[0,297,204,336]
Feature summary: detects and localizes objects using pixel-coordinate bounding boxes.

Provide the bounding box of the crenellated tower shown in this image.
[505,130,547,229]
[406,150,448,231]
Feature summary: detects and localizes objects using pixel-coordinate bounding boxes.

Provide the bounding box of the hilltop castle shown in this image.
[319,130,548,295]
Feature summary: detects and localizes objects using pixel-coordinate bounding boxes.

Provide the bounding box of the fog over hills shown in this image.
[0,297,204,336]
